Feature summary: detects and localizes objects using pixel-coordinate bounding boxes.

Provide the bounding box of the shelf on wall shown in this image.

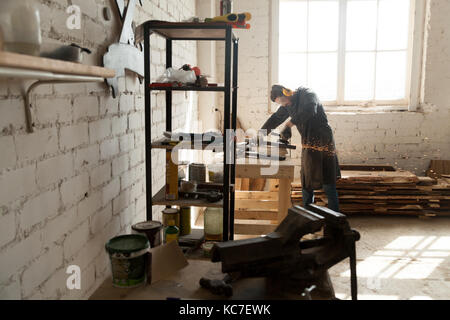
[0,50,115,133]
[139,21,237,41]
[0,51,115,79]
[152,187,223,208]
[151,138,223,150]
[149,85,226,92]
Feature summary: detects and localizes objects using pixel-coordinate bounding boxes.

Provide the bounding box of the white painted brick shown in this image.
[39,267,67,299]
[70,233,104,273]
[43,207,77,248]
[90,162,111,188]
[77,191,102,225]
[94,250,109,280]
[89,118,112,143]
[100,138,119,160]
[0,136,16,170]
[21,245,63,297]
[35,97,72,125]
[100,96,119,116]
[90,203,112,235]
[119,94,134,113]
[63,220,90,260]
[112,154,129,177]
[21,189,60,231]
[113,189,131,215]
[0,212,16,248]
[135,131,145,147]
[128,112,142,131]
[15,128,58,161]
[0,165,36,206]
[60,173,89,207]
[119,133,134,153]
[120,205,135,229]
[0,279,21,300]
[129,148,143,167]
[37,153,74,188]
[102,178,120,207]
[74,144,100,169]
[0,99,27,132]
[135,95,144,111]
[60,123,89,150]
[0,230,42,284]
[112,115,128,136]
[73,96,99,120]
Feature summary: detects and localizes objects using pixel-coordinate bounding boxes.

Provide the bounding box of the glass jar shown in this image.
[204,208,223,241]
[0,0,42,56]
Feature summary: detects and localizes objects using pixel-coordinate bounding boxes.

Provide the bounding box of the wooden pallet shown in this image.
[291,168,450,217]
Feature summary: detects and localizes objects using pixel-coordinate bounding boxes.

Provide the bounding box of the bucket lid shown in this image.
[162,208,178,214]
[105,234,149,254]
[132,221,163,231]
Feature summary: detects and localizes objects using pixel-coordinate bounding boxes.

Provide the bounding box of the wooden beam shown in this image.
[235,210,278,220]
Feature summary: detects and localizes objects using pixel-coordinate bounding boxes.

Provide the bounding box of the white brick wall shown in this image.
[215,0,450,176]
[0,0,198,300]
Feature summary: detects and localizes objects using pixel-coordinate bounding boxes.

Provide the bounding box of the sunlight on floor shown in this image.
[336,235,450,299]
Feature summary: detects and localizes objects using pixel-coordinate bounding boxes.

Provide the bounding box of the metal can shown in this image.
[162,208,180,229]
[180,207,191,236]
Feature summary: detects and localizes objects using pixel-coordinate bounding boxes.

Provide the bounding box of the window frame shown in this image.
[269,0,427,113]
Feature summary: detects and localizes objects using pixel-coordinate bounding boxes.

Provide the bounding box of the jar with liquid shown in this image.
[0,0,42,56]
[204,207,223,241]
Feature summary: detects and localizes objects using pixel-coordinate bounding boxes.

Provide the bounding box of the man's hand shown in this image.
[281,125,292,140]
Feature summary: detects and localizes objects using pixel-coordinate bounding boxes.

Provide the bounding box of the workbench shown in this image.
[89,258,331,300]
[234,157,300,236]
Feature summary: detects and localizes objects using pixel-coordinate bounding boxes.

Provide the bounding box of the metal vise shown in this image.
[200,204,360,300]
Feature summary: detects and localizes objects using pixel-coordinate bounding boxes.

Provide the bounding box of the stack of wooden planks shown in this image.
[291,165,450,217]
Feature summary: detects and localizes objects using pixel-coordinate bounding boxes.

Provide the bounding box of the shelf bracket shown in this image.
[24,78,104,133]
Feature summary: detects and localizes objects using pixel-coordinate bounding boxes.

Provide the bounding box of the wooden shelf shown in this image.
[152,187,223,208]
[0,50,115,79]
[151,138,223,150]
[0,50,115,133]
[143,21,235,40]
[149,85,225,92]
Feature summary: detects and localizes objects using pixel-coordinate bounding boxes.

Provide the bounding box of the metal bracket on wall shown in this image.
[23,76,104,133]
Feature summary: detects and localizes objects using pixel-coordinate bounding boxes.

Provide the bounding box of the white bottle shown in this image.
[0,0,42,56]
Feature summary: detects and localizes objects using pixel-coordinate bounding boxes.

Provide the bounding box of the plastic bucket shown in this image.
[105,234,150,288]
[132,221,163,248]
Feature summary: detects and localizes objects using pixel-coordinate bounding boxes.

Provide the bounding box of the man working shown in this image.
[259,85,341,212]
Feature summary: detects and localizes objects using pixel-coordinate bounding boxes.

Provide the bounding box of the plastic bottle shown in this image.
[0,0,42,56]
[164,220,179,244]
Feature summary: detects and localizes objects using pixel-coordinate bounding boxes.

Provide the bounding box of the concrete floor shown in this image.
[329,216,450,300]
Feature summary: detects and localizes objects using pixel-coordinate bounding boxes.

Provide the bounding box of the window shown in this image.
[271,0,425,110]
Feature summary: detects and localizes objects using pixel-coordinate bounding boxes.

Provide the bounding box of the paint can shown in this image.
[162,207,180,229]
[105,234,150,288]
[179,207,191,236]
[132,221,163,248]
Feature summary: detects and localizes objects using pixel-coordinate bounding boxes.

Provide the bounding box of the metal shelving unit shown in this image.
[143,21,239,241]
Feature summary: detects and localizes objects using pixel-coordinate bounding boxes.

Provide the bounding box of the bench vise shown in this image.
[200,204,360,300]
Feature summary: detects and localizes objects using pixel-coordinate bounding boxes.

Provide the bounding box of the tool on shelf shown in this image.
[204,12,252,29]
[179,189,223,203]
[40,43,91,63]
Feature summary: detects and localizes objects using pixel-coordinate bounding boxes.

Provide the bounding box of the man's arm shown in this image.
[260,107,289,135]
